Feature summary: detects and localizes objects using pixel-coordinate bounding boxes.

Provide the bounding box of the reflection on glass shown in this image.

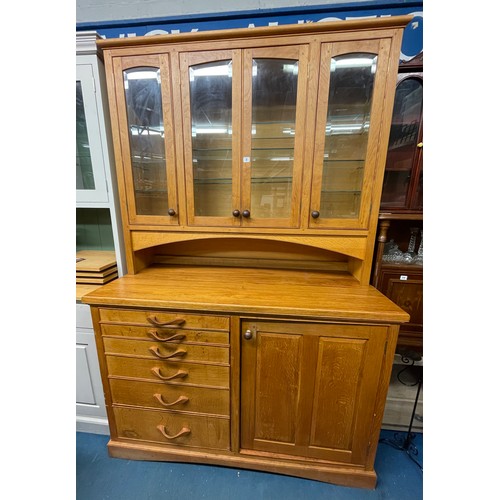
[76,81,95,190]
[381,77,423,207]
[190,60,233,217]
[320,53,377,218]
[124,67,168,215]
[251,59,298,219]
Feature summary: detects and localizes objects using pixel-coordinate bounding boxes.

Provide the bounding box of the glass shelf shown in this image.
[321,189,361,195]
[134,189,169,195]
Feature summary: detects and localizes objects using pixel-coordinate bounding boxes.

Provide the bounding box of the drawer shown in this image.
[101,324,229,345]
[109,379,229,416]
[100,308,229,331]
[103,338,229,364]
[114,406,230,450]
[106,356,230,389]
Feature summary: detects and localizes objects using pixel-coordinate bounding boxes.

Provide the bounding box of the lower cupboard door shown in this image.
[114,406,230,451]
[240,321,388,465]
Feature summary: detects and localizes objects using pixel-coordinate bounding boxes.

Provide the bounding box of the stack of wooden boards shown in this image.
[76,250,118,300]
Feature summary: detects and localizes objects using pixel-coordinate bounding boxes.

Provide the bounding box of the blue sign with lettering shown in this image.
[76,1,423,61]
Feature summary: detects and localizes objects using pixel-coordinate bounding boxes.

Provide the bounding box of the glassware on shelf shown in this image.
[401,227,419,263]
[413,229,423,265]
[382,239,404,263]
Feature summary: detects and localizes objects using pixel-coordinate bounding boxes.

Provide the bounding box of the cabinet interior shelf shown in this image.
[378,213,423,221]
[321,189,361,195]
[194,177,293,185]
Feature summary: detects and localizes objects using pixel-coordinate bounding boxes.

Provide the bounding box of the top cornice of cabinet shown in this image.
[76,30,104,56]
[96,15,413,49]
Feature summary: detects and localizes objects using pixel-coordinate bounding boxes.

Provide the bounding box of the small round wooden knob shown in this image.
[242,210,251,218]
[168,208,176,216]
[232,210,241,217]
[244,329,252,340]
[311,211,320,219]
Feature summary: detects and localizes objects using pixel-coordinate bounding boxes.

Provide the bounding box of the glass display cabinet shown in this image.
[82,18,413,489]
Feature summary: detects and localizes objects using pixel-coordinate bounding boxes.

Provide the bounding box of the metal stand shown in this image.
[379,353,423,472]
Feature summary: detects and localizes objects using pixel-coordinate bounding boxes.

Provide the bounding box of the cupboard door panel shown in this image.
[241,321,388,465]
[180,50,242,227]
[253,333,302,444]
[310,337,366,451]
[379,269,423,335]
[307,330,387,464]
[113,55,178,225]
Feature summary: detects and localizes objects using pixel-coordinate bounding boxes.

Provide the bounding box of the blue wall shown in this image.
[76,1,423,61]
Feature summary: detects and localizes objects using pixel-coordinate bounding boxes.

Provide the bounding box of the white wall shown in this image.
[77,0,370,23]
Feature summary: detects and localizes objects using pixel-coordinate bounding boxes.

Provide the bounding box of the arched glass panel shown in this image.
[320,53,377,218]
[123,67,168,215]
[381,77,423,208]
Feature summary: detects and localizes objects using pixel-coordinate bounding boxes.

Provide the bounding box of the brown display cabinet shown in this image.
[82,17,413,489]
[371,52,423,355]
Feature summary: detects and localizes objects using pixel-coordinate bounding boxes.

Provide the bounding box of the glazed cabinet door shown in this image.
[180,50,242,227]
[76,64,109,203]
[180,46,307,228]
[380,74,423,211]
[240,46,308,228]
[112,54,179,225]
[309,40,392,229]
[240,320,388,465]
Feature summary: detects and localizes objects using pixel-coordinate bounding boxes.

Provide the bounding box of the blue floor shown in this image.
[76,430,423,499]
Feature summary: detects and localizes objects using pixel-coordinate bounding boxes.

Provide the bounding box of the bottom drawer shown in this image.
[114,406,230,451]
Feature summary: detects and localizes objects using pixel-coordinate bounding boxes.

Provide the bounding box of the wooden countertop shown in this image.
[81,265,410,324]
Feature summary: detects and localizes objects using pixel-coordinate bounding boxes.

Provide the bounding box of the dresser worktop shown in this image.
[82,266,409,324]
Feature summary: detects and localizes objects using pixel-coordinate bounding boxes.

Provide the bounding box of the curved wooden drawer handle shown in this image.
[149,346,187,359]
[157,425,191,440]
[148,330,186,342]
[153,394,189,407]
[147,316,186,328]
[151,367,188,381]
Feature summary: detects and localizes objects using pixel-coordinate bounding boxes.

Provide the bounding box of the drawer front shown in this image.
[114,406,230,450]
[101,324,229,345]
[100,308,229,331]
[106,356,230,389]
[109,379,229,416]
[103,338,229,364]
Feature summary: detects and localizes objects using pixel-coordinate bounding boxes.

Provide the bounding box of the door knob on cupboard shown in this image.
[244,329,253,340]
[311,211,320,219]
[168,208,176,216]
[242,210,251,218]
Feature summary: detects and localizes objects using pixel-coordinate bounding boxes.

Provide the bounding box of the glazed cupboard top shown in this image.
[97,16,411,283]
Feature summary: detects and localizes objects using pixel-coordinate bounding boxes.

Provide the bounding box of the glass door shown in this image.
[309,40,390,229]
[240,46,308,228]
[180,50,241,227]
[76,64,109,203]
[380,75,423,210]
[113,54,178,225]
